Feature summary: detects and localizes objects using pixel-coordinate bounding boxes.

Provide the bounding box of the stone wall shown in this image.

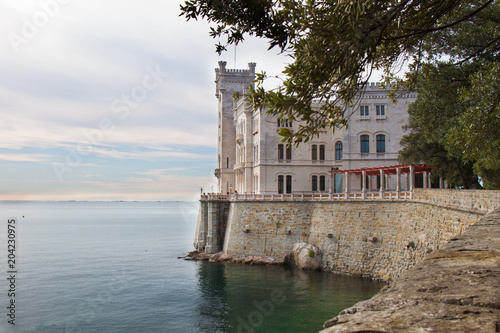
[194,201,230,254]
[321,208,500,332]
[413,188,500,213]
[223,200,483,281]
[195,190,500,281]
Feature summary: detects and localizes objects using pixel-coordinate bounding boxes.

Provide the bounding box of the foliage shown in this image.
[180,0,498,144]
[232,91,240,101]
[399,4,500,189]
[400,62,500,189]
[308,249,315,258]
[447,63,500,188]
[181,0,500,188]
[399,63,479,188]
[268,214,283,235]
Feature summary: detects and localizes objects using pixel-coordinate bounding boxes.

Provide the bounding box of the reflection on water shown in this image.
[195,262,231,332]
[195,262,385,333]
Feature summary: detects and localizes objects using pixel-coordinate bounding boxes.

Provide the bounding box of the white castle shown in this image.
[214,61,418,195]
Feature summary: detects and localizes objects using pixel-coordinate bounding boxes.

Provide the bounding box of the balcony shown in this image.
[236,133,244,144]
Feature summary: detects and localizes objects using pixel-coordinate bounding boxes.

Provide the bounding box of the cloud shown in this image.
[0,0,289,200]
[88,146,214,161]
[0,152,52,163]
[0,173,217,201]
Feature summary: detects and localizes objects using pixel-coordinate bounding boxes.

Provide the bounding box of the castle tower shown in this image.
[214,61,256,193]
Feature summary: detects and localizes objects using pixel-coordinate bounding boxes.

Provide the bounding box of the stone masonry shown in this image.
[194,189,500,282]
[321,208,500,332]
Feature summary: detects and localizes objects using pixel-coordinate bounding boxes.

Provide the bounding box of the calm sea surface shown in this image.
[0,201,384,333]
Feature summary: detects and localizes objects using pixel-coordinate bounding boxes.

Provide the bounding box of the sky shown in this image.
[0,0,290,201]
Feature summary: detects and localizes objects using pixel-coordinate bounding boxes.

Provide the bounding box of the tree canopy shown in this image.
[181,0,498,144]
[181,0,500,188]
[398,63,480,188]
[398,3,500,189]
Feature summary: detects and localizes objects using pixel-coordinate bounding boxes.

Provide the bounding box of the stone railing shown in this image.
[200,189,500,209]
[200,190,413,201]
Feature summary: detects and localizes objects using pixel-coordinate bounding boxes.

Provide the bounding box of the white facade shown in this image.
[214,61,417,194]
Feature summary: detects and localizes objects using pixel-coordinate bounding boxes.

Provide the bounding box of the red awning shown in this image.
[329,164,433,176]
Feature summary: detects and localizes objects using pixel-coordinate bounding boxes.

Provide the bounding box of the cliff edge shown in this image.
[321,209,500,333]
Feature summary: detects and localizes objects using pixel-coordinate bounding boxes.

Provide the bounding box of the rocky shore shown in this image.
[180,250,284,265]
[182,242,326,269]
[321,209,500,332]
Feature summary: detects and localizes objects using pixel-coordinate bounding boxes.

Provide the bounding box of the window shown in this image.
[312,175,318,191]
[286,175,292,194]
[360,135,370,153]
[334,174,343,193]
[319,175,326,191]
[312,144,325,160]
[376,134,386,153]
[286,145,292,160]
[227,157,229,168]
[376,105,385,116]
[335,141,343,160]
[278,175,284,194]
[360,105,369,116]
[277,119,293,128]
[278,144,284,160]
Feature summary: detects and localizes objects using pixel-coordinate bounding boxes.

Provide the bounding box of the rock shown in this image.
[181,250,223,261]
[285,242,322,270]
[180,251,284,266]
[212,252,232,261]
[320,209,500,333]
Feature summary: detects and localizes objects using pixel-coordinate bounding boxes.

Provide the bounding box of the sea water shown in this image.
[0,201,384,332]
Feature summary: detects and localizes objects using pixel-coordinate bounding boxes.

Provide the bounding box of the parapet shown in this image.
[215,62,257,97]
[364,82,386,90]
[216,61,256,75]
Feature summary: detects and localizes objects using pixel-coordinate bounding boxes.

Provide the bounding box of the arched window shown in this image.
[278,175,284,194]
[335,141,343,160]
[319,175,326,191]
[312,175,318,191]
[311,145,317,160]
[286,175,292,193]
[319,145,325,160]
[376,134,386,153]
[360,135,370,153]
[278,144,284,160]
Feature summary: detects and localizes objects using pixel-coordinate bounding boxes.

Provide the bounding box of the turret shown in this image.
[214,62,257,194]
